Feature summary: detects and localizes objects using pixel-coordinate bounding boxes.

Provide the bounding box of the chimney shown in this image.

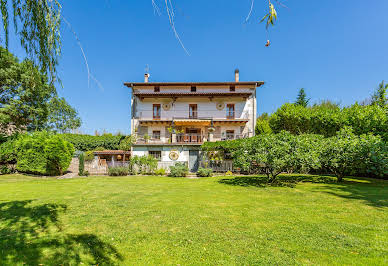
[234,69,239,82]
[144,73,150,83]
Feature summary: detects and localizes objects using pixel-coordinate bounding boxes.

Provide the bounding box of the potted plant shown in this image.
[144,134,150,143]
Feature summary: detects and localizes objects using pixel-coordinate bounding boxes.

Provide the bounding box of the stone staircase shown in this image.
[186,173,198,179]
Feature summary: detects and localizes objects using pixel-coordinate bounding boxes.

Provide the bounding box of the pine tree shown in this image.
[295,88,309,107]
[371,81,388,108]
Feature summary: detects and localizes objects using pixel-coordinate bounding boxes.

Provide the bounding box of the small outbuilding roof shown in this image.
[93,150,131,155]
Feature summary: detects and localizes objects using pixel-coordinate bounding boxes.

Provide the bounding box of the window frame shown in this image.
[149,151,162,161]
[153,104,161,119]
[226,130,235,140]
[189,104,198,119]
[154,86,160,92]
[191,86,197,92]
[152,130,161,140]
[226,104,235,119]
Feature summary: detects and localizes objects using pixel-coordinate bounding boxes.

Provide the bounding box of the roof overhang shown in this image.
[125,81,264,88]
[133,92,253,99]
[94,150,131,155]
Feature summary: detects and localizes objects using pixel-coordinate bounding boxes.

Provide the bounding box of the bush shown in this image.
[269,103,387,140]
[108,167,129,176]
[196,167,213,177]
[255,113,272,135]
[60,134,125,151]
[0,165,13,175]
[154,168,166,176]
[15,132,74,176]
[169,162,189,177]
[225,171,233,176]
[84,151,95,162]
[129,155,158,175]
[321,128,388,181]
[78,153,85,176]
[0,137,17,164]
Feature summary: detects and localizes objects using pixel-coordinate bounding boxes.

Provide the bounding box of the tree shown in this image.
[0,46,81,133]
[0,46,55,132]
[371,81,388,108]
[232,132,321,183]
[255,113,272,135]
[295,88,309,107]
[47,96,81,133]
[321,127,360,182]
[0,0,61,83]
[119,135,136,151]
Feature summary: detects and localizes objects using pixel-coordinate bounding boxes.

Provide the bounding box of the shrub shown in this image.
[169,162,188,177]
[255,113,272,135]
[108,167,129,176]
[60,134,125,151]
[269,103,387,140]
[0,165,12,175]
[15,132,74,176]
[225,171,233,176]
[129,155,158,175]
[321,128,388,181]
[0,137,17,164]
[196,167,213,177]
[78,153,85,176]
[119,135,136,151]
[44,135,75,176]
[154,168,166,176]
[84,151,95,162]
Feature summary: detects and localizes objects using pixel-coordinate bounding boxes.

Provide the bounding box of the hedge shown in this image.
[15,132,74,176]
[60,134,125,151]
[269,103,387,140]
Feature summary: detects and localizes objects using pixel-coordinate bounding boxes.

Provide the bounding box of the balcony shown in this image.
[133,132,249,145]
[135,111,249,121]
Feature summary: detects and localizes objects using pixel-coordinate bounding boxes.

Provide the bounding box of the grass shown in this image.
[0,174,387,265]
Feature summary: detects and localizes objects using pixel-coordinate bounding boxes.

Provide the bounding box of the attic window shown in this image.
[230,86,235,92]
[191,86,197,92]
[154,86,160,92]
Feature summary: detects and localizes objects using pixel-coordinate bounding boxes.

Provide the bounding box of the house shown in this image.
[124,70,264,172]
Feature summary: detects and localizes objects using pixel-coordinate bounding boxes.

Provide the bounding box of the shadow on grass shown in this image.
[0,200,123,265]
[218,175,301,188]
[312,180,388,208]
[219,175,388,208]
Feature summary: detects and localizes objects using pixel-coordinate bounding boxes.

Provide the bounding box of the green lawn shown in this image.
[0,174,387,265]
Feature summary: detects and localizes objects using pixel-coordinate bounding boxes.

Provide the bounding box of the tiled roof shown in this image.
[125,81,264,87]
[133,92,253,97]
[93,150,131,155]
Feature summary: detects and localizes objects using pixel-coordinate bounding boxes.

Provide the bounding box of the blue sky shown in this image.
[5,0,388,134]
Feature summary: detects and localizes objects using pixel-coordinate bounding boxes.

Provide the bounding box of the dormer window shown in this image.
[230,86,235,92]
[154,86,160,92]
[191,86,197,92]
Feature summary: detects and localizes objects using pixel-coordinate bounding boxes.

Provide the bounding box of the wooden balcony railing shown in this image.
[176,134,203,144]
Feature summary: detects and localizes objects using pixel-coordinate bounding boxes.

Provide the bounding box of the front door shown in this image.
[189,150,199,172]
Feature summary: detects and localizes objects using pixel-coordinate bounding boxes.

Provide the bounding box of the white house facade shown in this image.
[124,70,264,172]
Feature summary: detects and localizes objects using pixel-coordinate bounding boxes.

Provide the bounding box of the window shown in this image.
[153,104,161,119]
[154,86,160,92]
[152,131,161,140]
[149,151,162,161]
[191,86,197,92]
[226,130,235,140]
[230,86,235,92]
[189,104,198,119]
[226,104,235,119]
